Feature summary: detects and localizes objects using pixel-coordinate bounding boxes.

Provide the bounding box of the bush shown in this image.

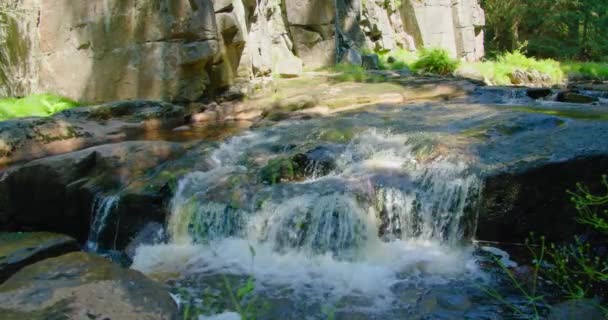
[411,48,459,76]
[0,93,80,121]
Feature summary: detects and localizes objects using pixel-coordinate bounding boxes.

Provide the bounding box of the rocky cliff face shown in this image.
[0,0,485,103]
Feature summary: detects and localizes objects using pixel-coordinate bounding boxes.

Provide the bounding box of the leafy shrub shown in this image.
[0,93,80,121]
[411,48,459,76]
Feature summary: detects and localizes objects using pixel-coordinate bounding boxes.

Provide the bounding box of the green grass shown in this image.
[562,61,608,80]
[0,93,80,121]
[461,51,565,86]
[330,63,385,83]
[411,48,459,76]
[378,49,418,70]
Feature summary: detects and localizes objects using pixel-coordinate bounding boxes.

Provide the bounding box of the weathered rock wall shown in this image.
[401,0,485,61]
[0,0,485,103]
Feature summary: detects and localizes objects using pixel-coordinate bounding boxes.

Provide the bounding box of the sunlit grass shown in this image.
[378,49,418,70]
[460,51,565,86]
[562,61,608,80]
[0,93,80,121]
[330,63,385,83]
[331,48,608,86]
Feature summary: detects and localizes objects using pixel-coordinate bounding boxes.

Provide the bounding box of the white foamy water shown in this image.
[85,194,120,252]
[133,238,479,302]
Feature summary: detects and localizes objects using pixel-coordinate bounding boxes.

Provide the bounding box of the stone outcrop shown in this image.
[0,141,186,249]
[0,232,79,283]
[0,252,178,319]
[0,0,485,103]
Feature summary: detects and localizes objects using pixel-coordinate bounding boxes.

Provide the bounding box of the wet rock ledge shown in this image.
[0,232,178,320]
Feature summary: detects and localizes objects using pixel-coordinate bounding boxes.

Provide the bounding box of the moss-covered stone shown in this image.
[0,232,79,283]
[0,252,178,319]
[260,157,304,185]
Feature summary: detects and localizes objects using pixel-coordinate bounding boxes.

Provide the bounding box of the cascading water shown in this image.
[85,194,120,252]
[132,125,492,318]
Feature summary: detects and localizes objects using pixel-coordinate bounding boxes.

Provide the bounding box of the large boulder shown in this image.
[0,141,186,249]
[478,156,608,243]
[0,232,79,283]
[3,0,220,103]
[0,252,178,320]
[0,100,185,165]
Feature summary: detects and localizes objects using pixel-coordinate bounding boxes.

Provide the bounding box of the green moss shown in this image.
[318,128,355,143]
[0,94,80,121]
[259,157,302,185]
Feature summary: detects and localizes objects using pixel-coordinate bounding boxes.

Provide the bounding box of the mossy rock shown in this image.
[0,232,79,283]
[318,128,356,143]
[259,157,304,185]
[0,252,178,320]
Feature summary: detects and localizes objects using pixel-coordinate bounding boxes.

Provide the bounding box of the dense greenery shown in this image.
[482,0,608,61]
[0,93,80,121]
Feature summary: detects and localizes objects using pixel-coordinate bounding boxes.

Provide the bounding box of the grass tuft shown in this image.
[0,93,80,121]
[411,48,459,76]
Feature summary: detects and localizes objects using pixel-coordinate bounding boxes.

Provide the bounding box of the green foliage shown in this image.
[0,93,80,121]
[411,48,459,76]
[482,0,608,61]
[378,49,418,70]
[562,61,608,80]
[462,50,564,85]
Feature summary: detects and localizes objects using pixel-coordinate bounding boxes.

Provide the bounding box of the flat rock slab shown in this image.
[0,232,78,283]
[0,252,178,320]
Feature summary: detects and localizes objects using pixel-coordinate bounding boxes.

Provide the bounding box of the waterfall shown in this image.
[133,128,484,315]
[166,129,481,256]
[85,194,120,252]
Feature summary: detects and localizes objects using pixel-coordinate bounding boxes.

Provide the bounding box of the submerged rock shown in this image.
[527,88,553,99]
[0,232,78,283]
[0,252,178,320]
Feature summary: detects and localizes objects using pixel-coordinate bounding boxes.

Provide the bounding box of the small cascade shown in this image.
[166,129,481,256]
[134,126,488,317]
[85,194,120,252]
